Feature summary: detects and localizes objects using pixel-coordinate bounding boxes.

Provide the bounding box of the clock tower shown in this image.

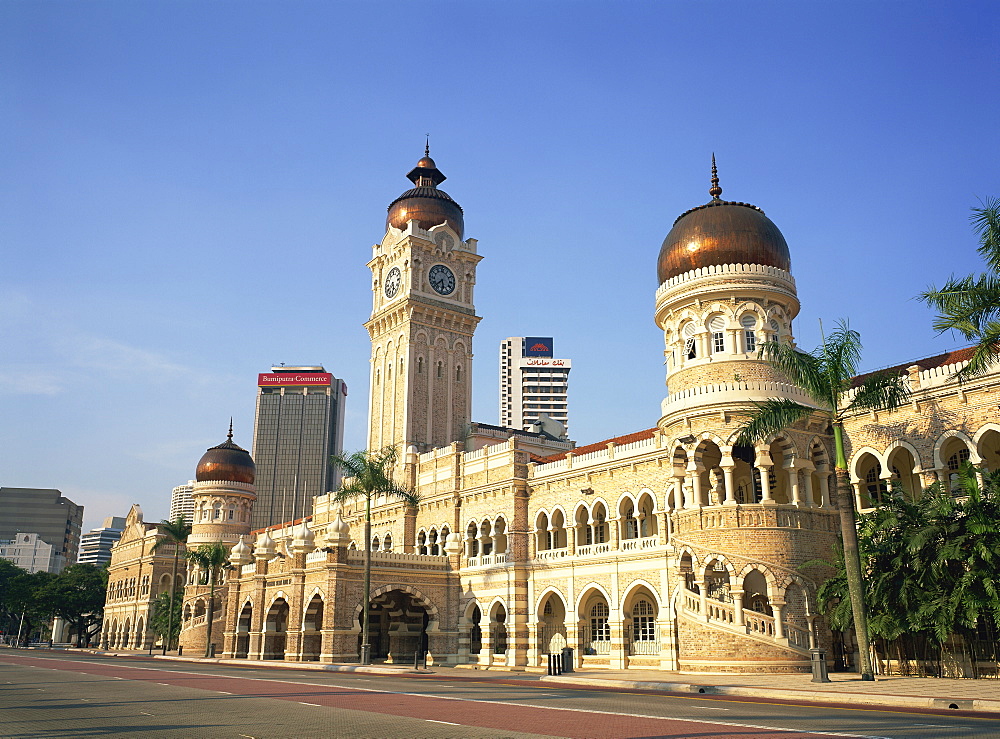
[365,150,482,454]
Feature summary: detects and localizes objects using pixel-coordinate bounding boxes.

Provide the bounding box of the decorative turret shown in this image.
[291,518,316,554]
[385,144,465,238]
[323,512,351,547]
[228,535,252,566]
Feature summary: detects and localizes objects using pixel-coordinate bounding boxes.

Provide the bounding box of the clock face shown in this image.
[428,264,456,296]
[384,266,401,299]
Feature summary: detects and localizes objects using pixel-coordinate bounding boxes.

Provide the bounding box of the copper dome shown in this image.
[657,161,791,283]
[195,427,255,485]
[386,152,464,239]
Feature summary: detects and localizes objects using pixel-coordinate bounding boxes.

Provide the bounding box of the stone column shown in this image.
[722,465,737,505]
[788,467,802,506]
[852,481,865,511]
[772,601,785,639]
[817,470,832,508]
[731,590,745,627]
[695,578,708,622]
[688,465,704,508]
[756,454,775,504]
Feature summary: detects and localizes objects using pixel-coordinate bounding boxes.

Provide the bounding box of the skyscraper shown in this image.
[169,481,195,525]
[77,516,127,566]
[251,366,346,530]
[499,337,571,434]
[0,487,83,570]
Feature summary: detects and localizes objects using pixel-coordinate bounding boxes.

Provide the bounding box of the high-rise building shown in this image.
[77,516,127,566]
[169,481,195,525]
[499,337,571,434]
[251,366,346,529]
[0,532,60,573]
[0,488,83,570]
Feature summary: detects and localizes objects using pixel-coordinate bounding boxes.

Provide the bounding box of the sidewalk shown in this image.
[60,648,1000,715]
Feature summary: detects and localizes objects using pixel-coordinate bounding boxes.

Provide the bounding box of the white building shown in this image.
[0,532,61,573]
[77,516,127,566]
[499,336,571,435]
[169,481,195,525]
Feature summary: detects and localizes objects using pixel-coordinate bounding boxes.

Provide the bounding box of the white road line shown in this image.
[217,690,232,694]
[2,654,896,738]
[139,711,154,716]
[156,682,170,686]
[427,720,460,725]
[693,706,729,710]
[298,702,321,706]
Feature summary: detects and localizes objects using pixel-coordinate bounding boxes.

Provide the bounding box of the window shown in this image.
[745,330,756,353]
[417,357,423,374]
[685,337,696,359]
[590,602,610,643]
[713,332,725,353]
[436,361,443,378]
[947,447,972,493]
[632,599,656,641]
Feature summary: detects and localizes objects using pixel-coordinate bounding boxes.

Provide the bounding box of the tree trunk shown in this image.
[834,464,875,681]
[165,549,179,654]
[361,494,372,665]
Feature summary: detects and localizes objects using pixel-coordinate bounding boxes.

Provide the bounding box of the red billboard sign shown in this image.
[258,373,332,387]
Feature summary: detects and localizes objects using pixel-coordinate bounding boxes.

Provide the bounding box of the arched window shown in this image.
[632,599,656,642]
[371,536,380,551]
[417,357,423,374]
[741,314,757,353]
[948,447,971,493]
[683,322,697,360]
[383,533,392,551]
[455,364,463,381]
[708,315,726,354]
[865,464,888,506]
[436,361,443,378]
[589,602,610,651]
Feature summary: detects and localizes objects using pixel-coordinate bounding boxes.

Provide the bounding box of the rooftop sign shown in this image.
[258,373,332,387]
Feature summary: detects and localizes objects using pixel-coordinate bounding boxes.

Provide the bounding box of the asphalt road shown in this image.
[1,651,997,739]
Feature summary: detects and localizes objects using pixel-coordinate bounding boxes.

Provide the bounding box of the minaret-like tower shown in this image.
[365,149,482,453]
[654,157,804,424]
[187,423,256,547]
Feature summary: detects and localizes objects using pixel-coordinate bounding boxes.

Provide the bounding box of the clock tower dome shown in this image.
[365,150,483,453]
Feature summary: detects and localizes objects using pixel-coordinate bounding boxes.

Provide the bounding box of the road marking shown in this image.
[0,654,937,736]
[217,690,232,694]
[156,682,170,685]
[139,711,154,716]
[427,719,460,725]
[238,734,256,738]
[693,706,729,710]
[298,702,321,706]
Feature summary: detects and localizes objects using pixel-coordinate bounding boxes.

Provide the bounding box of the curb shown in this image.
[539,675,1000,714]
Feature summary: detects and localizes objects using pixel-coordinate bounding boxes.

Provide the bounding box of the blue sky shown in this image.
[3,1,998,531]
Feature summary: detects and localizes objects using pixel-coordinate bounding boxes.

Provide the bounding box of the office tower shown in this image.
[499,337,571,434]
[251,366,346,530]
[169,481,195,525]
[77,516,127,566]
[0,488,83,570]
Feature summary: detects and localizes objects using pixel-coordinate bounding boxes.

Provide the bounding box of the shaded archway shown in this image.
[301,595,323,661]
[362,589,429,662]
[623,585,659,657]
[579,588,611,655]
[537,591,567,657]
[263,598,289,660]
[235,602,252,659]
[488,601,508,657]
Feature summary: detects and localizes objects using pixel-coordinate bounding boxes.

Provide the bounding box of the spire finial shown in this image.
[425,134,430,157]
[227,418,233,441]
[709,153,722,199]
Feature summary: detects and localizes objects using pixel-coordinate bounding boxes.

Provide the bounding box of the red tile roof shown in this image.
[536,427,658,463]
[851,346,975,387]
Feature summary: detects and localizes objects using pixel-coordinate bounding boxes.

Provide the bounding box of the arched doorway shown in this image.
[263,598,289,660]
[538,592,567,659]
[301,595,323,661]
[235,602,252,659]
[362,590,429,663]
[488,602,508,658]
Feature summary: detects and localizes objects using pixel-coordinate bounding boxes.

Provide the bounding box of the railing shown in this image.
[539,624,567,654]
[655,262,795,296]
[683,592,701,614]
[574,542,612,557]
[536,547,568,561]
[580,625,611,655]
[705,598,736,625]
[744,610,775,638]
[241,563,255,576]
[786,624,811,650]
[620,535,659,551]
[465,552,508,568]
[305,551,326,564]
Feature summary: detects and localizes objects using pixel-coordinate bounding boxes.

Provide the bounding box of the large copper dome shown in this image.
[195,427,255,485]
[657,162,790,283]
[386,151,464,239]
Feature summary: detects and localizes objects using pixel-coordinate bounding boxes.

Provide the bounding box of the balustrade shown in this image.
[536,547,568,561]
[620,535,659,551]
[574,542,612,557]
[744,610,776,638]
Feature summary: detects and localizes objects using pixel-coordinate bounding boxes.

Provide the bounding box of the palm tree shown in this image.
[919,198,1000,379]
[735,320,910,681]
[183,542,230,658]
[151,516,191,654]
[331,446,420,665]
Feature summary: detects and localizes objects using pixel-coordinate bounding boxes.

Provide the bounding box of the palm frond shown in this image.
[920,273,1000,338]
[329,446,419,508]
[734,398,815,447]
[955,322,1000,380]
[151,517,191,552]
[971,197,1000,273]
[844,370,911,415]
[821,320,863,391]
[756,341,831,403]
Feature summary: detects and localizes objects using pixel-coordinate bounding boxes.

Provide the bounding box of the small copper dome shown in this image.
[386,151,464,239]
[195,425,255,485]
[657,160,790,283]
